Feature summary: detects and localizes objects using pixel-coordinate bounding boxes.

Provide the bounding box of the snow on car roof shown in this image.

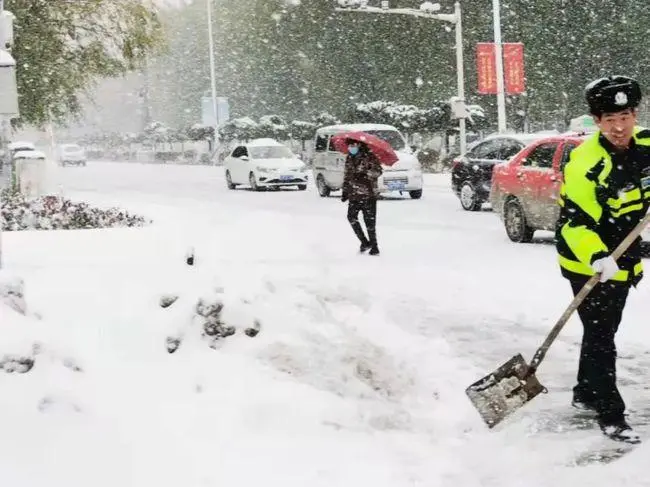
[317,123,400,134]
[246,138,284,147]
[8,141,36,151]
[482,131,553,143]
[13,150,46,160]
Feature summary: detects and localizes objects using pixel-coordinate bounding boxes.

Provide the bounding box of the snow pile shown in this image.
[0,225,482,486]
[1,189,150,231]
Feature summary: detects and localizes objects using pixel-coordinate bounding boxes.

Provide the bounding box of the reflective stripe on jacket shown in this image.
[556,127,650,284]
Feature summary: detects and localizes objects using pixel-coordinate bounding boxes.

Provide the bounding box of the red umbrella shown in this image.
[330,131,399,166]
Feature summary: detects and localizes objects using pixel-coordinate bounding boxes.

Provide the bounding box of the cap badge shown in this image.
[615,91,628,105]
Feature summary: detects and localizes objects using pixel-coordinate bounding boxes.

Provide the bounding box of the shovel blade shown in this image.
[465,354,547,428]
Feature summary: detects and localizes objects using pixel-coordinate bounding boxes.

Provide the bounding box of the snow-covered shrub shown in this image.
[1,189,150,231]
[313,111,340,127]
[466,104,489,131]
[354,100,427,131]
[186,123,215,141]
[218,117,259,143]
[256,115,289,140]
[289,120,316,138]
[352,99,486,135]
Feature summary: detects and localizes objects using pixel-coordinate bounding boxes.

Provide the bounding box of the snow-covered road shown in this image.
[2,161,650,486]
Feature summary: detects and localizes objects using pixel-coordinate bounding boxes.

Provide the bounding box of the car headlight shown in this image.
[256,166,273,173]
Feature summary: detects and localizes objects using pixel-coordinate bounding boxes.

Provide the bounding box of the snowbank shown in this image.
[0,226,478,487]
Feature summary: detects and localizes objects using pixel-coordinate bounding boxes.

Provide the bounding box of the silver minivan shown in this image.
[311,123,424,199]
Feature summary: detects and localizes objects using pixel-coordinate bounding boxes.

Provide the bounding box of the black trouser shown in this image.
[570,277,630,423]
[347,198,377,246]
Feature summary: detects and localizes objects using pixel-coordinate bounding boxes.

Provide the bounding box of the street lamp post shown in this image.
[334,1,467,154]
[492,0,507,132]
[0,0,6,270]
[206,0,219,141]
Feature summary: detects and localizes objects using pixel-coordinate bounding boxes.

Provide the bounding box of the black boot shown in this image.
[599,418,641,444]
[367,225,379,255]
[350,221,370,250]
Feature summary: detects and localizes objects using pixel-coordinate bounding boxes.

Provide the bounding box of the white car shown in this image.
[311,123,423,199]
[223,139,308,191]
[57,144,87,166]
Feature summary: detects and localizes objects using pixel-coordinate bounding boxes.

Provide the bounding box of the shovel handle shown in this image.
[528,211,650,373]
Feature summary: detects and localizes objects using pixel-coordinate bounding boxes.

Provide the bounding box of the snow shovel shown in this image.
[466,212,650,429]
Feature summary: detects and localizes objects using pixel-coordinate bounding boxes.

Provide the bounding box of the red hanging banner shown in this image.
[476,42,525,95]
[503,42,525,94]
[476,42,497,94]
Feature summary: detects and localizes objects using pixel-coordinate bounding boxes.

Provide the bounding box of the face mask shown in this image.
[348,146,359,156]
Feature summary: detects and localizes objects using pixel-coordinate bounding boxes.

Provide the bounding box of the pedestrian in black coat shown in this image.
[341,140,382,255]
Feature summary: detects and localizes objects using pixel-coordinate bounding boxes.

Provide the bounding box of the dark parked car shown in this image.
[451,133,550,211]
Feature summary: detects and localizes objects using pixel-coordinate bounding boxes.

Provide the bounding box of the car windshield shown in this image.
[249,146,294,159]
[365,130,406,151]
[64,145,82,152]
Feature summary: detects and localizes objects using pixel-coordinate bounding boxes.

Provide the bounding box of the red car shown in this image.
[490,133,587,242]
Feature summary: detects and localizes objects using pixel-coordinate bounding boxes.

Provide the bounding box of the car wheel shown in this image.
[316,174,330,197]
[297,184,307,191]
[504,199,535,243]
[225,170,236,189]
[249,172,262,191]
[459,181,482,211]
[409,189,423,199]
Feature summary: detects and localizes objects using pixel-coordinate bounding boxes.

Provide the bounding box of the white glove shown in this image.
[591,256,619,283]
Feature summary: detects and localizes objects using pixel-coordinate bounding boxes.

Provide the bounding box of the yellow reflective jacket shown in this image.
[556,127,650,284]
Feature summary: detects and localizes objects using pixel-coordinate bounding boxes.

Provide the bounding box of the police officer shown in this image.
[556,75,650,443]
